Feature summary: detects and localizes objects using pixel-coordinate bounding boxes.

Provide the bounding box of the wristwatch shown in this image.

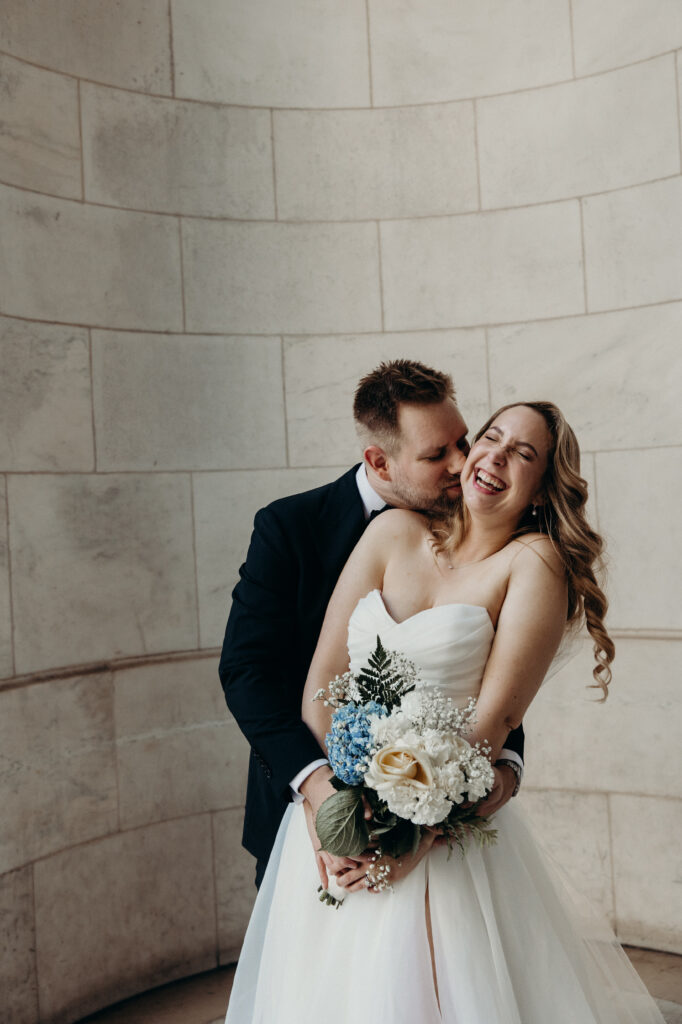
[495,758,522,797]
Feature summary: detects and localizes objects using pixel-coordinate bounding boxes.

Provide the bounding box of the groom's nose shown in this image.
[446,448,467,476]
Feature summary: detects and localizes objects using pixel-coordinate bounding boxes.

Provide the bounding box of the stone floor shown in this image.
[79,948,682,1024]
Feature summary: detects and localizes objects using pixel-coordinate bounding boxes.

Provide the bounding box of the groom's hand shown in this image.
[300,766,372,889]
[477,764,516,817]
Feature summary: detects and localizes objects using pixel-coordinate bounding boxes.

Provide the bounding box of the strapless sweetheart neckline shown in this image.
[369,588,494,630]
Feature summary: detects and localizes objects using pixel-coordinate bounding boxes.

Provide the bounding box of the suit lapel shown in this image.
[314,465,366,577]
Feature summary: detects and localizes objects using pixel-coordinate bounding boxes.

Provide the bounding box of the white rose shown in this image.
[364,744,434,794]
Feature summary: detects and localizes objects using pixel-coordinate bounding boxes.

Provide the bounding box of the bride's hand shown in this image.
[302,800,370,889]
[335,827,439,894]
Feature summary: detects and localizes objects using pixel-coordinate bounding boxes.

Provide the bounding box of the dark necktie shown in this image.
[368,504,392,523]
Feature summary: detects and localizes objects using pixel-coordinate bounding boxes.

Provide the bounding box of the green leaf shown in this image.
[315,789,369,857]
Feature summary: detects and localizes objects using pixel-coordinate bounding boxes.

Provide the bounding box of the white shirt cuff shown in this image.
[497,748,524,775]
[290,758,330,804]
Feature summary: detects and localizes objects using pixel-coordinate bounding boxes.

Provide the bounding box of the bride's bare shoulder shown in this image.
[507,532,565,578]
[365,508,432,544]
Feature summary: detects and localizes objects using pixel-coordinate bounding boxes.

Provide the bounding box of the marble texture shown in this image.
[0,866,38,1024]
[0,0,172,92]
[115,657,249,829]
[523,638,681,800]
[611,795,682,953]
[0,673,117,874]
[273,102,477,221]
[283,331,489,467]
[193,467,335,648]
[583,177,682,312]
[596,450,682,631]
[0,477,12,679]
[81,85,274,219]
[214,808,257,962]
[182,220,382,335]
[92,333,286,471]
[477,57,679,208]
[571,0,682,76]
[519,789,614,922]
[0,316,93,472]
[0,53,81,199]
[33,817,217,1021]
[368,0,573,105]
[488,303,682,451]
[8,473,198,674]
[171,0,370,107]
[0,185,183,331]
[381,202,584,330]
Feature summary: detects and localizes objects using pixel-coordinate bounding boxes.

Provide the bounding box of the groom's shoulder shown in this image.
[257,465,360,525]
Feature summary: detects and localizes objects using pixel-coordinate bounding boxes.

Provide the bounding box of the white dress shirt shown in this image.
[290,464,523,800]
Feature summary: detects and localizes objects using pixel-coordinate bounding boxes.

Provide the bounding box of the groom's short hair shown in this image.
[353,359,456,451]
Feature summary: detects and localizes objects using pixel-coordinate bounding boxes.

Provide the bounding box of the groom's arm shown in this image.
[219,504,327,802]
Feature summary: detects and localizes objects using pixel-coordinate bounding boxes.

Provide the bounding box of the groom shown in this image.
[220,360,524,887]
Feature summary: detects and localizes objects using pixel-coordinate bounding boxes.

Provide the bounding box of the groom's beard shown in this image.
[390,476,463,516]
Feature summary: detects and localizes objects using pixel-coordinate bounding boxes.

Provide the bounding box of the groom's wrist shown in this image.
[299,764,335,810]
[495,758,522,797]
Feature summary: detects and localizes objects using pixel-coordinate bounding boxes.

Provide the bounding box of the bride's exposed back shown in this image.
[226,402,664,1024]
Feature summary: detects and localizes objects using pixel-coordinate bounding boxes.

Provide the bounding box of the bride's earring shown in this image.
[531,504,538,517]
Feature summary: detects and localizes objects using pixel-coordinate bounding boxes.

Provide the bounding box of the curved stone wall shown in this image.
[1,2,681,1021]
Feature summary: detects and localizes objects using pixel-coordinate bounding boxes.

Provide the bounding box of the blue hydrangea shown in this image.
[326,701,388,785]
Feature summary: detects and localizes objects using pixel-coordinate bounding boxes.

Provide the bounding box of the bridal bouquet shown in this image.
[313,637,497,906]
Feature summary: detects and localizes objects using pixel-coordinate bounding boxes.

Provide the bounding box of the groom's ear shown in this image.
[364,445,392,481]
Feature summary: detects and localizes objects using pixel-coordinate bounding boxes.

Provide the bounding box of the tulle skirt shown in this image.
[226,802,664,1023]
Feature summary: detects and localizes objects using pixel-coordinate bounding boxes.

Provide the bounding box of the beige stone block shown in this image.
[478,57,679,208]
[0,185,183,331]
[171,0,370,107]
[214,808,257,961]
[583,178,682,312]
[193,468,336,648]
[572,0,682,76]
[34,817,216,1021]
[0,316,93,472]
[82,84,274,219]
[92,332,285,471]
[595,450,682,630]
[183,220,381,335]
[518,790,614,922]
[0,477,12,680]
[488,303,682,451]
[0,54,81,199]
[0,673,117,874]
[611,795,682,952]
[381,202,584,330]
[0,0,171,92]
[369,0,572,105]
[8,474,198,674]
[523,638,681,800]
[115,657,249,829]
[284,331,489,467]
[274,103,477,221]
[0,866,38,1024]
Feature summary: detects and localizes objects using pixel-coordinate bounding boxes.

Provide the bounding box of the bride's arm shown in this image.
[298,511,416,880]
[301,509,415,746]
[467,538,568,759]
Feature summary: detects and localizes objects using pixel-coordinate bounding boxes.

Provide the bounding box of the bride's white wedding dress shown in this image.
[226,590,664,1023]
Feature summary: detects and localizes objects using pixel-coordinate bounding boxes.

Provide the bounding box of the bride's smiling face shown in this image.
[460,405,551,523]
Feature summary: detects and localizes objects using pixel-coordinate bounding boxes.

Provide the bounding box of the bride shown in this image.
[226,401,664,1023]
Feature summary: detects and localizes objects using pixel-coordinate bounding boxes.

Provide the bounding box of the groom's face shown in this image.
[385,399,470,513]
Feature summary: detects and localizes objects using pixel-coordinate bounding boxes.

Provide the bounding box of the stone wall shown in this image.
[1,2,681,1021]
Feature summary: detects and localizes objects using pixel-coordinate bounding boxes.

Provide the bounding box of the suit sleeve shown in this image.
[219,505,327,802]
[503,723,525,764]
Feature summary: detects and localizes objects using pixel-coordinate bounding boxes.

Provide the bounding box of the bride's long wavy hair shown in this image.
[439,401,614,699]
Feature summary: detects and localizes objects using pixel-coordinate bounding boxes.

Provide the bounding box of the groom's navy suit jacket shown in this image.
[220,465,525,866]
